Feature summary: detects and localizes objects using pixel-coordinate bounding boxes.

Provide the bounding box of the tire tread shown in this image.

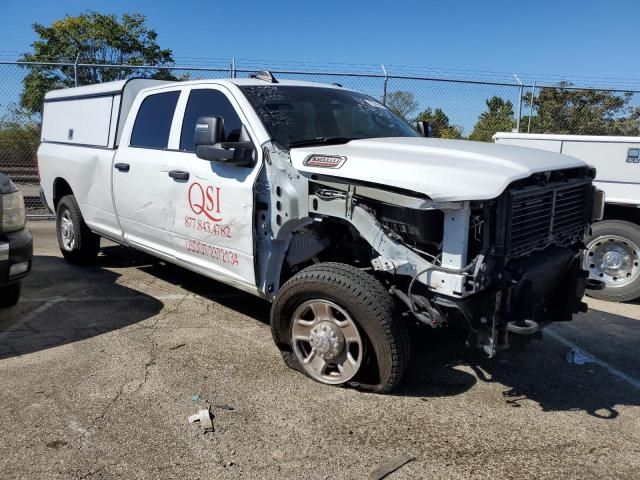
[272,262,409,393]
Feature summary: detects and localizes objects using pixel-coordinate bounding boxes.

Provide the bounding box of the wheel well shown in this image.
[279,217,374,288]
[603,204,640,225]
[53,178,73,211]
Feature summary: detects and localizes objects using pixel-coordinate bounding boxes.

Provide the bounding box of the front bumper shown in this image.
[0,228,33,286]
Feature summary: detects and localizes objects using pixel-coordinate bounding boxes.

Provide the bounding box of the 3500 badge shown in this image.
[188,182,222,222]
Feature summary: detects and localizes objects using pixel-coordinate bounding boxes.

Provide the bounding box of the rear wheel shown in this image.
[0,282,21,308]
[271,262,410,393]
[585,220,640,302]
[56,195,100,265]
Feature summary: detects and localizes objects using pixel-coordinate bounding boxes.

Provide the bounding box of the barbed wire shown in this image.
[2,50,640,89]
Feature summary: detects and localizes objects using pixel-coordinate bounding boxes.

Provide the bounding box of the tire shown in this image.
[0,282,21,308]
[271,262,410,393]
[585,220,640,302]
[56,195,100,265]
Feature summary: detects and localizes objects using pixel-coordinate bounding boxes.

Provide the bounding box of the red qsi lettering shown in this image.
[188,182,222,222]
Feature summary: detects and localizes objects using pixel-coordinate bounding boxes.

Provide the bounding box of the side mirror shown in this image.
[194,116,255,166]
[416,120,433,137]
[194,116,224,146]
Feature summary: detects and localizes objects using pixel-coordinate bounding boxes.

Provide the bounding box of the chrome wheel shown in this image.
[59,209,76,251]
[585,235,640,288]
[291,300,363,385]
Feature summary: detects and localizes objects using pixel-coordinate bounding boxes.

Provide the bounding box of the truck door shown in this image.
[112,89,181,258]
[169,86,262,287]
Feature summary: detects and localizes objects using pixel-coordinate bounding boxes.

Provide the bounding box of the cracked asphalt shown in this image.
[1,221,639,479]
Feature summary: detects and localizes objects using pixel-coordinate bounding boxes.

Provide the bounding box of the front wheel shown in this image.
[56,195,100,265]
[585,220,640,302]
[271,263,410,393]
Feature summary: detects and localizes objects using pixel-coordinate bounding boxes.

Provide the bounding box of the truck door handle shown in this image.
[114,163,130,172]
[168,170,190,181]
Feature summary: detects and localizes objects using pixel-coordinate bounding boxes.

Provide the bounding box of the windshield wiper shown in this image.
[289,137,357,148]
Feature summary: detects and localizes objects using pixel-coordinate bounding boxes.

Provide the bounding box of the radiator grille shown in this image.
[508,181,590,257]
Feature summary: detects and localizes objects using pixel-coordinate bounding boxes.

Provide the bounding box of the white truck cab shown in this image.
[38,73,600,392]
[495,132,638,302]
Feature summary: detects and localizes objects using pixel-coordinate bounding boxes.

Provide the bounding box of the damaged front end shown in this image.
[308,166,599,357]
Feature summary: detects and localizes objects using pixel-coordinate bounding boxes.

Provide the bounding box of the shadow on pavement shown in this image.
[97,245,270,324]
[0,254,164,360]
[396,319,640,419]
[98,245,640,418]
[6,244,638,419]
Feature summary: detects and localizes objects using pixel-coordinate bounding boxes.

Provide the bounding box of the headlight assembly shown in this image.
[2,191,26,233]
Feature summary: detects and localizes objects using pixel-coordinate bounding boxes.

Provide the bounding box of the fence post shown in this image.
[230,57,236,78]
[527,81,536,133]
[513,74,523,132]
[381,64,388,105]
[73,52,81,87]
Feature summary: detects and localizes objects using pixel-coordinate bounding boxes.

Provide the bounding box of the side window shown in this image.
[130,91,180,149]
[180,89,244,152]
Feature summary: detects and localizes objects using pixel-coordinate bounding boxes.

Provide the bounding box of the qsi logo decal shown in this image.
[188,182,223,222]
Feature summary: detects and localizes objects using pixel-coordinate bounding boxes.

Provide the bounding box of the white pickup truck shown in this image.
[495,132,639,302]
[38,72,601,392]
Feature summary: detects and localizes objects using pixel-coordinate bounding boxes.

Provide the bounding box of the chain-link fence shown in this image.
[1,61,640,217]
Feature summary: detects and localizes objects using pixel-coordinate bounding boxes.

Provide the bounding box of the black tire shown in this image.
[56,195,100,265]
[271,262,410,393]
[0,282,21,308]
[585,220,640,302]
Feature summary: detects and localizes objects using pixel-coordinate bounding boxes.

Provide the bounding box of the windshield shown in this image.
[239,85,419,149]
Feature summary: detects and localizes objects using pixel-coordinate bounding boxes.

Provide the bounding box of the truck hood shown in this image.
[290,137,588,201]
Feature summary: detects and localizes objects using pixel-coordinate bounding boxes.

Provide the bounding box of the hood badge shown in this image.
[303,155,347,169]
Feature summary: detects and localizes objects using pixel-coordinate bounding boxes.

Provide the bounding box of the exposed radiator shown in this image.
[507,180,591,257]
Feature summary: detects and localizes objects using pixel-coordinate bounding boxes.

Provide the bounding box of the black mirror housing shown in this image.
[195,116,224,146]
[196,141,255,166]
[194,116,255,166]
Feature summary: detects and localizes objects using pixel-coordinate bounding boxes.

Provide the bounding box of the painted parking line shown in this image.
[546,327,640,391]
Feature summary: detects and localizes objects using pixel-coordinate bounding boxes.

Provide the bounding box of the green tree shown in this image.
[469,96,515,142]
[0,107,41,179]
[385,91,418,121]
[521,82,640,135]
[415,108,463,139]
[19,12,176,113]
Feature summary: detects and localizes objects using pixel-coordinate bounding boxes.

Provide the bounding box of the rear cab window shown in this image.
[130,91,181,149]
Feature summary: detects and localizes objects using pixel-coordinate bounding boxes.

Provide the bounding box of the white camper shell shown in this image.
[42,79,171,148]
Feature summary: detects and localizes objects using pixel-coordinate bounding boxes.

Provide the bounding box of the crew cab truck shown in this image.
[38,73,600,392]
[494,132,638,302]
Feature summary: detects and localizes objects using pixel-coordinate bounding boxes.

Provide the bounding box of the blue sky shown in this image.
[1,0,637,85]
[1,1,638,134]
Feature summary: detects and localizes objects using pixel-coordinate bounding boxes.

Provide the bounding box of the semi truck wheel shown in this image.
[271,262,410,393]
[585,220,640,302]
[0,282,21,308]
[56,195,100,265]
